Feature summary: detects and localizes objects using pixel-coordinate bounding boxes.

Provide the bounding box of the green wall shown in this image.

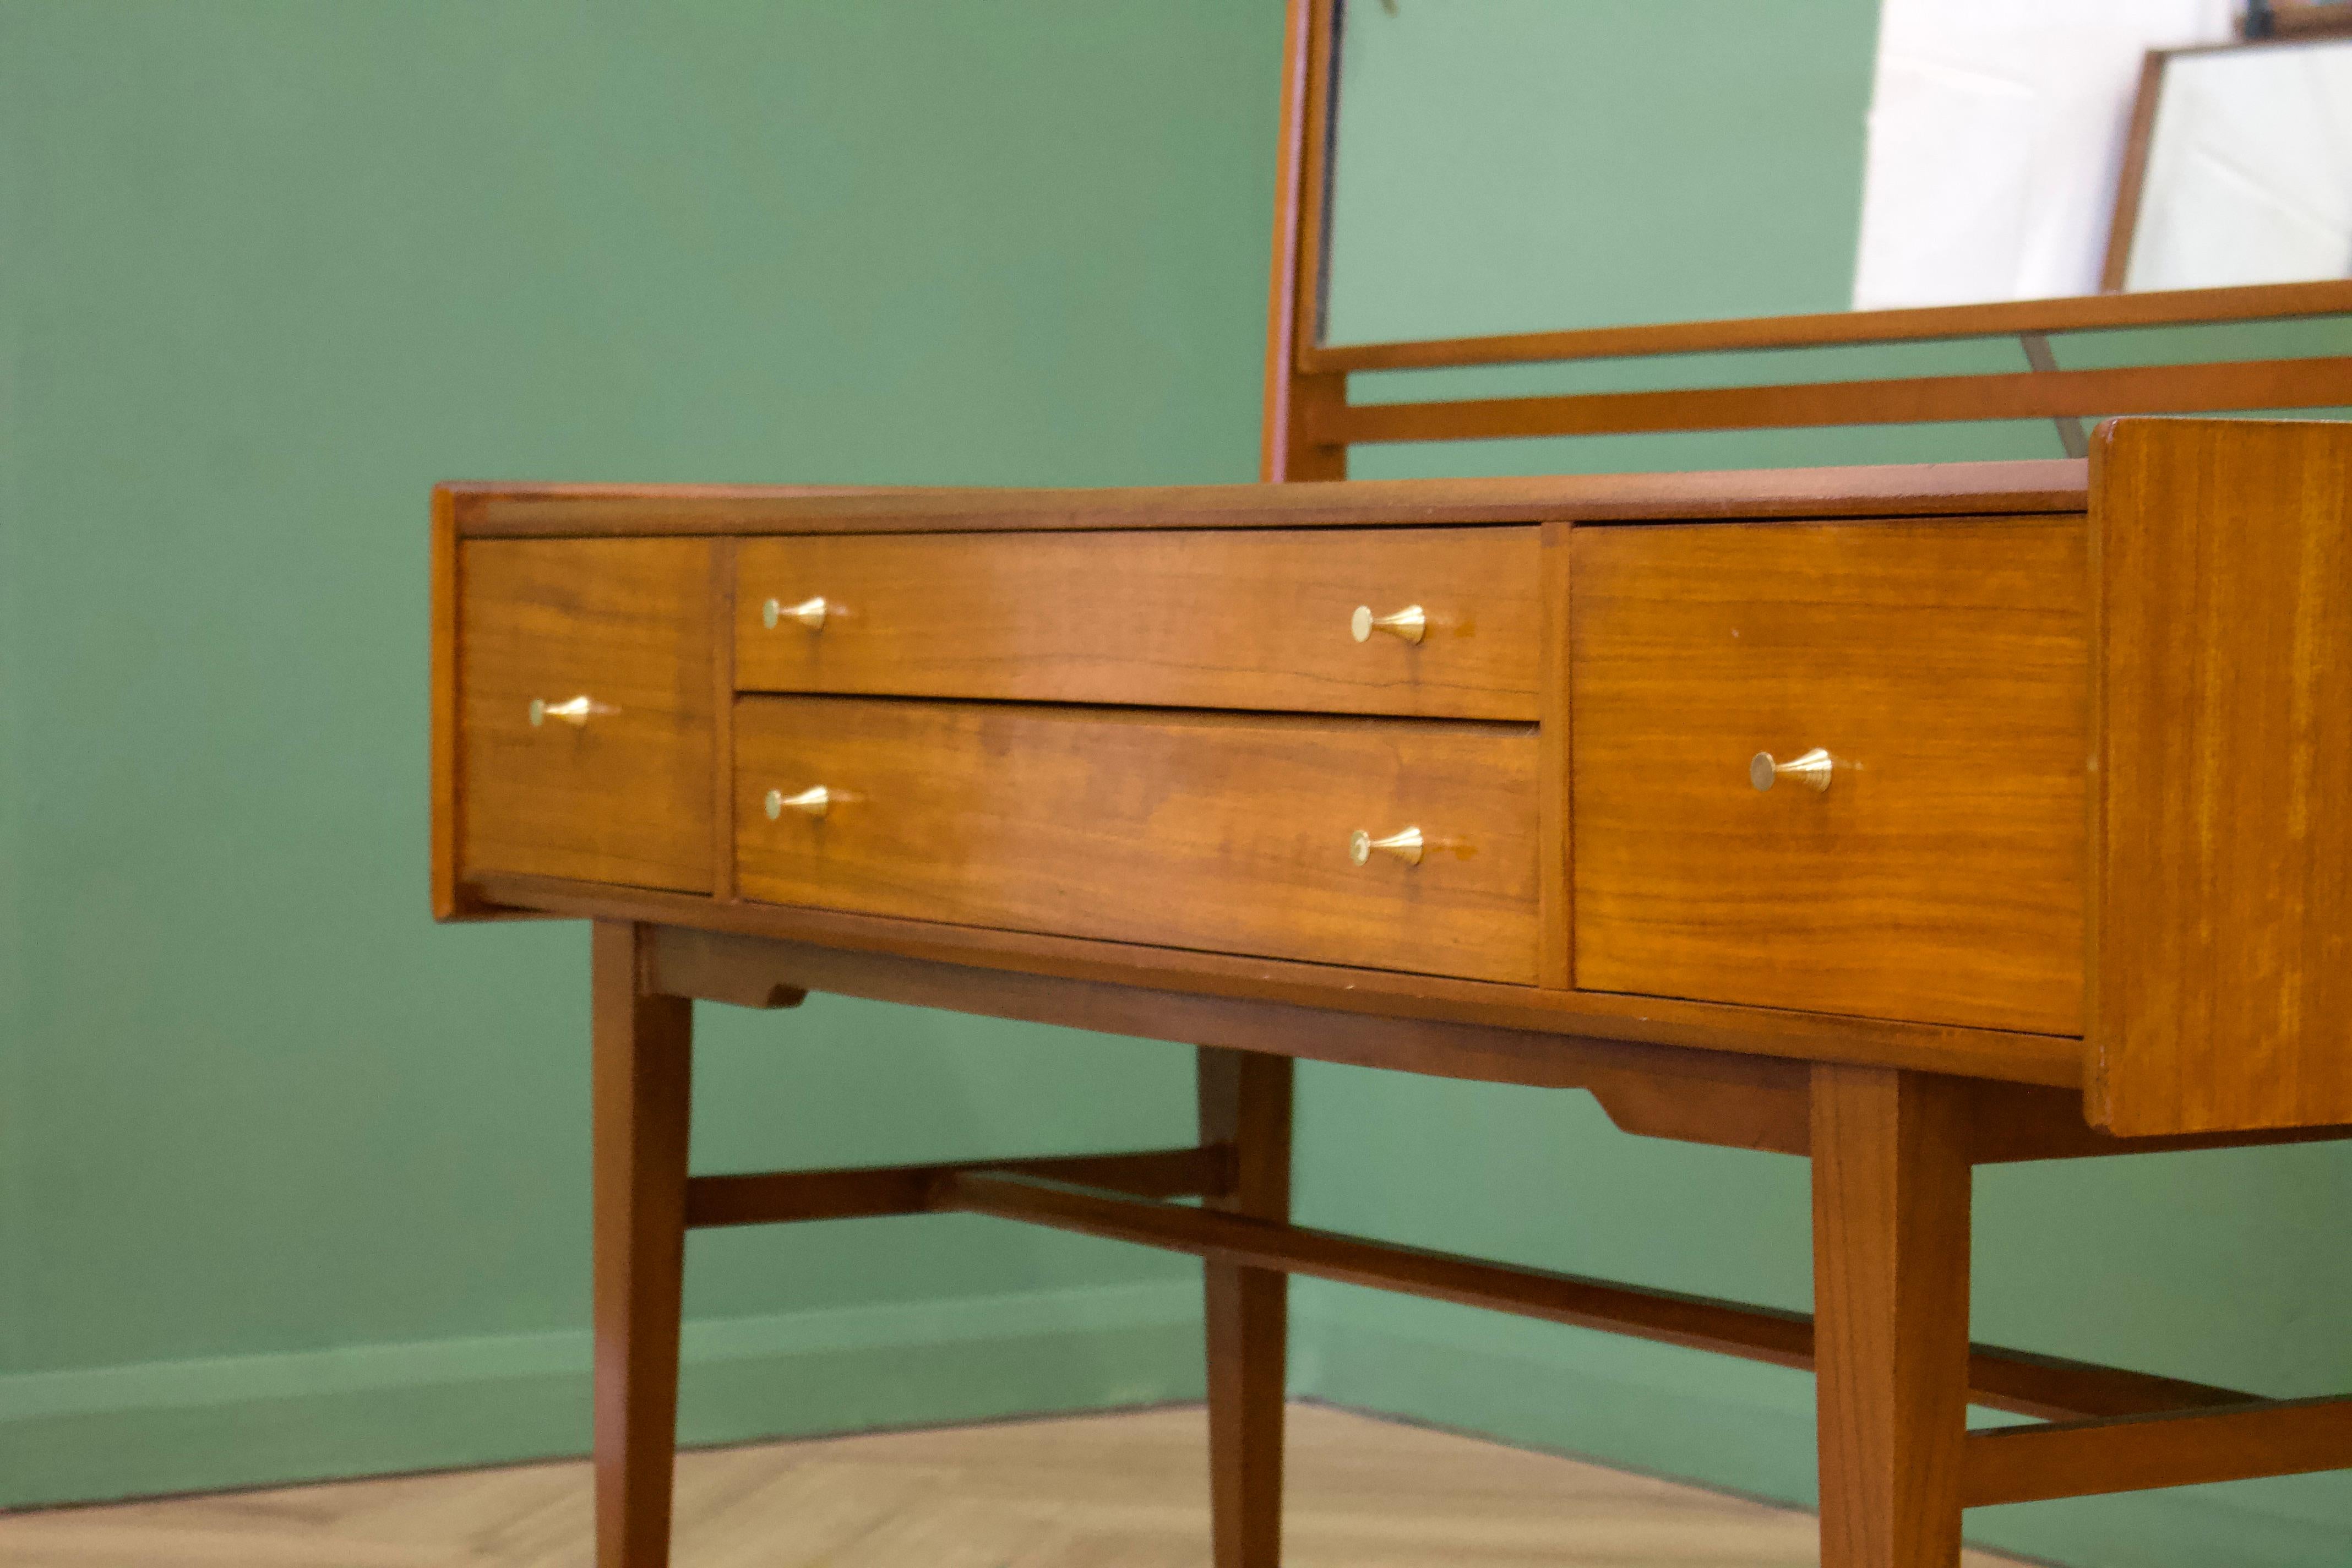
[6,7,2351,1568]
[0,0,1276,1505]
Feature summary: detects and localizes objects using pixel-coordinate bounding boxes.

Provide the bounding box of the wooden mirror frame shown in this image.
[2103,29,2352,293]
[1260,0,2352,482]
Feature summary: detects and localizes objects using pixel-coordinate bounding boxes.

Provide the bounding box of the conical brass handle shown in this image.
[1750,748,1833,793]
[529,694,618,727]
[1349,826,1425,865]
[763,596,830,631]
[1351,604,1427,644]
[765,786,834,820]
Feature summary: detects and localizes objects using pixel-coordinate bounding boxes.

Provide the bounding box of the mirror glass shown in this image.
[1320,0,2351,345]
[2118,37,2352,291]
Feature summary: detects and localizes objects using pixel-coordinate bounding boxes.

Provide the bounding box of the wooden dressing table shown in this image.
[433,7,2352,1564]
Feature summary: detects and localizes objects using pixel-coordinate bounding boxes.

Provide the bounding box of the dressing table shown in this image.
[433,5,2352,1564]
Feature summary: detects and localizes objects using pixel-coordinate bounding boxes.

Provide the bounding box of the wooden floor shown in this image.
[0,1402,2037,1566]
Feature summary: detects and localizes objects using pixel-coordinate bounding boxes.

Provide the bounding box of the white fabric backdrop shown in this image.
[1852,0,2236,308]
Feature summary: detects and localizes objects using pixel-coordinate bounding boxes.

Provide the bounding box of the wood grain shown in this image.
[1199,1049,1293,1568]
[1572,517,2087,1035]
[449,461,2088,539]
[1301,277,2352,374]
[460,540,715,894]
[733,529,1540,721]
[1261,0,1346,483]
[1963,1395,2352,1506]
[942,1162,2225,1426]
[0,1403,2045,1567]
[1320,356,2352,445]
[1811,1067,1973,1568]
[483,872,2085,1087]
[591,922,694,1568]
[682,1145,1229,1228]
[2090,417,2352,1134]
[2098,50,2169,293]
[1536,521,1573,988]
[733,699,1541,985]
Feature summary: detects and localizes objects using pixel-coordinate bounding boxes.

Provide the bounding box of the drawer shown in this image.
[734,698,1539,983]
[1570,518,2086,1033]
[734,528,1540,720]
[459,538,715,891]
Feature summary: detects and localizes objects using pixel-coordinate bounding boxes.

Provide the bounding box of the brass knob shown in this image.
[529,695,617,727]
[1351,604,1427,645]
[763,596,830,631]
[1349,826,1425,865]
[1750,748,1833,793]
[765,785,834,820]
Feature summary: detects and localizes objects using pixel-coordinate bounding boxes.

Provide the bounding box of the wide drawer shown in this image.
[734,697,1540,983]
[1571,518,2086,1033]
[459,538,714,891]
[733,528,1541,720]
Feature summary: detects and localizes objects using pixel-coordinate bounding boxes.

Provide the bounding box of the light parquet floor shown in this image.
[0,1402,2037,1567]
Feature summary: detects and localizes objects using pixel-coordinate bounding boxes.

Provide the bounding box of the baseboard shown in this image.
[0,1280,1205,1510]
[1291,1284,2352,1568]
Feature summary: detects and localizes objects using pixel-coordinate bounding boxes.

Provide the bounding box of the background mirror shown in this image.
[1321,0,2350,346]
[2114,36,2352,291]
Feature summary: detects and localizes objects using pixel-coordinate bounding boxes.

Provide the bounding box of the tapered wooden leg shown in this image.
[1812,1065,1973,1568]
[592,921,695,1568]
[1199,1047,1293,1568]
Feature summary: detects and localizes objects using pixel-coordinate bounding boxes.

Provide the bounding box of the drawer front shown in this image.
[734,528,1540,720]
[460,538,714,891]
[734,698,1540,983]
[1571,519,2086,1033]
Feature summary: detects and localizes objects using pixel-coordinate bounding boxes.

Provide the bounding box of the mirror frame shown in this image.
[2103,30,2352,293]
[1261,0,2352,482]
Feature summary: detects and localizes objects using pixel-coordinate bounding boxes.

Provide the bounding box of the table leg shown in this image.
[1199,1047,1294,1567]
[1812,1064,1972,1568]
[592,921,695,1568]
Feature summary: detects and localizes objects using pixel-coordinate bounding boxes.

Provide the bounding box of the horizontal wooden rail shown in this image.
[1313,357,2352,445]
[939,1172,2248,1424]
[684,1145,1232,1228]
[1300,278,2352,373]
[1965,1395,2352,1505]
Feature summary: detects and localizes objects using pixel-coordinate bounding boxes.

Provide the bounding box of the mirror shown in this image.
[2110,36,2352,292]
[1320,0,2352,346]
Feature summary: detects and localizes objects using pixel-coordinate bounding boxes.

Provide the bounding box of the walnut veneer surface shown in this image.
[439,424,2352,1138]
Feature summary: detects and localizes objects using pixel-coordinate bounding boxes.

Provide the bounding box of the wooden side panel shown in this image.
[1572,517,2088,1034]
[734,529,1542,721]
[2091,417,2352,1134]
[734,699,1541,985]
[460,538,715,894]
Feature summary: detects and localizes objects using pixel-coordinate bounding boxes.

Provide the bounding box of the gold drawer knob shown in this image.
[1351,604,1427,644]
[529,695,617,727]
[1349,826,1425,865]
[765,785,834,820]
[763,596,830,631]
[1750,748,1833,793]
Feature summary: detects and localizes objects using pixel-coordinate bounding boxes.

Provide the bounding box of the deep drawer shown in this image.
[734,527,1542,720]
[733,696,1540,983]
[1570,517,2087,1033]
[459,538,714,892]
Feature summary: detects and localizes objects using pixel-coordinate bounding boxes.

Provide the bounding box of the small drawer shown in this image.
[1570,518,2087,1033]
[459,538,714,891]
[734,697,1540,983]
[734,527,1541,720]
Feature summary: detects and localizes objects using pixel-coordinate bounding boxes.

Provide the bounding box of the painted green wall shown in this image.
[7,7,2352,1567]
[0,0,1277,1505]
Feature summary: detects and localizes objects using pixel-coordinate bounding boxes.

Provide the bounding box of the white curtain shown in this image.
[1852,0,2237,309]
